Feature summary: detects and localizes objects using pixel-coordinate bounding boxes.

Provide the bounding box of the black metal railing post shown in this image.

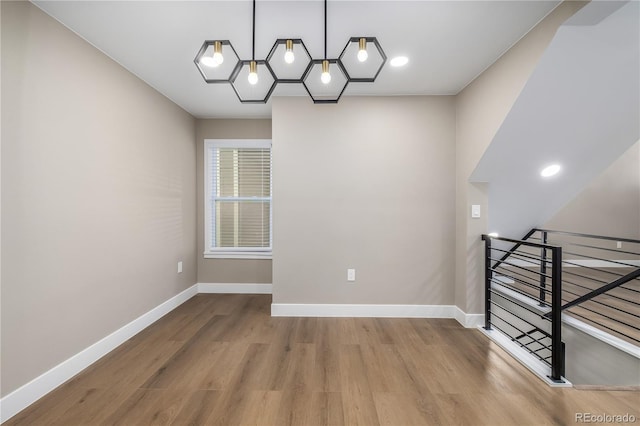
[550,246,564,382]
[539,231,548,306]
[483,235,492,330]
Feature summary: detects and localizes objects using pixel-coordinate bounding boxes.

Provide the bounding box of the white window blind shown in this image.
[205,140,272,258]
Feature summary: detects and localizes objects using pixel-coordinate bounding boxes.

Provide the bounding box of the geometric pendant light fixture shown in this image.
[194,0,386,104]
[228,0,276,103]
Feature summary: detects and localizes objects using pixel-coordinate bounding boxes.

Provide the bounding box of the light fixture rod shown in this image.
[252,0,256,60]
[324,0,327,59]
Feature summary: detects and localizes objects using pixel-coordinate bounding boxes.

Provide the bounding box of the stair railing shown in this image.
[482,234,565,382]
[531,229,640,344]
[490,228,640,344]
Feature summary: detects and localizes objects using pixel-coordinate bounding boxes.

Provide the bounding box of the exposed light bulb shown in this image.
[321,60,331,84]
[212,51,224,67]
[284,39,295,64]
[202,41,224,67]
[248,61,259,85]
[357,38,368,62]
[284,50,295,64]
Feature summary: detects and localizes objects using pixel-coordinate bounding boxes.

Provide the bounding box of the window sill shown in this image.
[203,251,272,260]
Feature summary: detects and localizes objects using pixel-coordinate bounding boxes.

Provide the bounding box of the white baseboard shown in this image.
[271,303,456,319]
[197,283,272,294]
[271,304,484,329]
[454,307,485,328]
[0,284,198,423]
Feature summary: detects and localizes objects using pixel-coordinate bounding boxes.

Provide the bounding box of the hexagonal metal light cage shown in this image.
[302,59,349,104]
[229,60,278,104]
[266,39,313,83]
[195,0,387,104]
[338,37,387,83]
[194,40,240,83]
[195,33,385,104]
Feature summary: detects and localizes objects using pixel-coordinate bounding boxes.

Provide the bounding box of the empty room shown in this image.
[1,0,639,424]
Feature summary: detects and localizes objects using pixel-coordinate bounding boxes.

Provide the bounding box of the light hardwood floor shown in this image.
[6,294,639,425]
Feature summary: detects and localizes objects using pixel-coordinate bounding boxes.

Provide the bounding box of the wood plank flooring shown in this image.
[6,294,639,426]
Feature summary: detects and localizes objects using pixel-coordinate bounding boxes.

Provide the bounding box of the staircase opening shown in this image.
[481,229,639,386]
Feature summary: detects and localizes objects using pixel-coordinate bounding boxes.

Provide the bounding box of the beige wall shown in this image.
[195,119,273,284]
[454,1,586,314]
[272,96,456,305]
[544,141,640,239]
[1,1,196,396]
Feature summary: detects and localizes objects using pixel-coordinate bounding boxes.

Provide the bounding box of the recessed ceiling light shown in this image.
[390,56,409,67]
[540,164,561,178]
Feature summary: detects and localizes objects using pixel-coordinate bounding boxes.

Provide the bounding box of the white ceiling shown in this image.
[33,0,560,118]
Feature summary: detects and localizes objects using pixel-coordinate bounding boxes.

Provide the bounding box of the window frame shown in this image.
[204,139,272,259]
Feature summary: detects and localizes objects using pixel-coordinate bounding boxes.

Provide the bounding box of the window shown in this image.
[204,139,272,258]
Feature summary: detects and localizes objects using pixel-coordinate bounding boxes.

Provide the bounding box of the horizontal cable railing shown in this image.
[482,234,565,382]
[497,229,640,345]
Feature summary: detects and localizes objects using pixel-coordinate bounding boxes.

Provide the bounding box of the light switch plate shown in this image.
[471,205,481,218]
[347,269,356,282]
[177,261,183,273]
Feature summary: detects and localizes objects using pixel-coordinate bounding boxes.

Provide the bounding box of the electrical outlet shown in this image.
[616,241,622,249]
[347,269,356,282]
[177,261,183,273]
